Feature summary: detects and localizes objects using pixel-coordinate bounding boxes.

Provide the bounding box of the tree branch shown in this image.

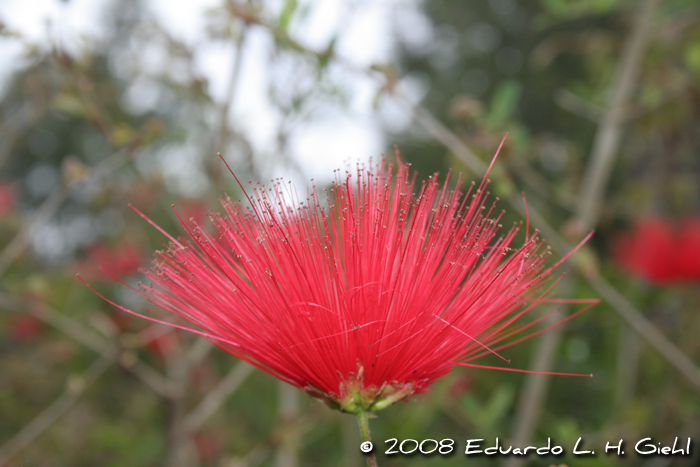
[182,361,254,432]
[0,352,116,465]
[0,292,172,397]
[574,0,661,231]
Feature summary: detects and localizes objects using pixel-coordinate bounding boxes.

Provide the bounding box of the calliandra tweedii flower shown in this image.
[614,215,700,284]
[82,141,595,418]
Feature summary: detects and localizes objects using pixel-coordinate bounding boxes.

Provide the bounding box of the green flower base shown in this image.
[305,360,416,413]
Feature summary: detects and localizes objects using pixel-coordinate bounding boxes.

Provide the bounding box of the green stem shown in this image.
[356,411,378,467]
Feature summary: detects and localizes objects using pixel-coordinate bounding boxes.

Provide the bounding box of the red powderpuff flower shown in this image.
[614,216,700,284]
[82,142,595,417]
[77,241,143,281]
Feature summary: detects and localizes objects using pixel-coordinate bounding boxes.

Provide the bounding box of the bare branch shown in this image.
[0,146,131,279]
[587,275,700,388]
[503,299,567,467]
[506,2,662,463]
[392,93,488,176]
[185,338,214,367]
[506,177,700,390]
[275,381,301,467]
[0,292,172,397]
[575,0,661,231]
[182,361,254,432]
[0,292,109,352]
[0,187,67,278]
[0,352,116,465]
[553,88,604,123]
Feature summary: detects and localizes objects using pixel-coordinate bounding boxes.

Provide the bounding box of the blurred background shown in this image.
[1,0,699,466]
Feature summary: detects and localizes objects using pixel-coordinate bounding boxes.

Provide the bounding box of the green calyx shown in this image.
[305,360,416,414]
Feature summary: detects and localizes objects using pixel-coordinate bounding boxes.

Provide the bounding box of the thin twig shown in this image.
[0,187,67,278]
[228,443,272,467]
[502,287,568,467]
[0,352,116,465]
[0,99,43,170]
[182,361,254,432]
[506,183,700,389]
[392,93,488,176]
[210,23,250,189]
[588,275,700,387]
[184,338,214,369]
[275,381,301,467]
[553,88,604,123]
[503,2,665,463]
[217,24,248,152]
[507,157,579,211]
[165,343,198,467]
[0,147,131,279]
[615,323,641,408]
[0,292,108,352]
[0,292,172,397]
[575,0,661,231]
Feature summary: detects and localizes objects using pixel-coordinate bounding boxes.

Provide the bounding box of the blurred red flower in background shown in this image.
[0,182,16,220]
[144,328,182,360]
[194,431,224,463]
[107,310,132,333]
[181,199,208,226]
[76,241,143,281]
[614,216,700,284]
[84,147,595,415]
[7,314,44,341]
[448,373,475,399]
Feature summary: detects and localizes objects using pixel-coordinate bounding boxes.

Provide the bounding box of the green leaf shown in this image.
[488,80,522,128]
[540,0,620,19]
[684,40,700,73]
[278,0,298,31]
